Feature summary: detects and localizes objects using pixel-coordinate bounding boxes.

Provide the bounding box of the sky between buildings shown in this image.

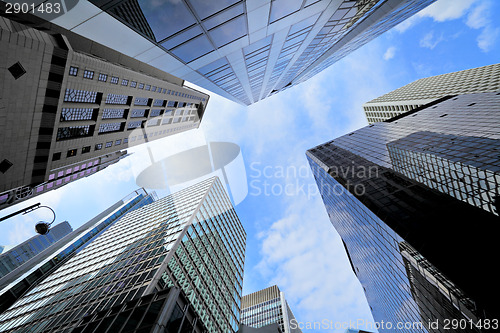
[1,0,499,332]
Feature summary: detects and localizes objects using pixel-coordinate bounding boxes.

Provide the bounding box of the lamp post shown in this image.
[0,203,56,235]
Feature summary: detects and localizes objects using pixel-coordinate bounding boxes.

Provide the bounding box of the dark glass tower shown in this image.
[307,91,500,332]
[0,177,246,333]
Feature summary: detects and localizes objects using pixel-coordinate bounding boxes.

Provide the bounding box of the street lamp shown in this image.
[0,203,56,235]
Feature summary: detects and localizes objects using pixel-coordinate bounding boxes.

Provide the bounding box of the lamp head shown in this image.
[35,222,50,235]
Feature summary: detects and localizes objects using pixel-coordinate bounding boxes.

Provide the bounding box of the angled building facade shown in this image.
[363,63,500,123]
[37,0,436,105]
[0,221,72,279]
[241,285,302,333]
[307,92,500,331]
[0,9,209,211]
[0,177,246,333]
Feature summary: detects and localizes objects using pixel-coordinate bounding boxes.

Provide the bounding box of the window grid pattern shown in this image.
[60,108,95,122]
[98,73,108,82]
[134,97,149,106]
[56,125,92,141]
[98,122,122,134]
[64,89,98,103]
[131,109,147,118]
[102,109,126,120]
[0,179,239,333]
[105,94,128,105]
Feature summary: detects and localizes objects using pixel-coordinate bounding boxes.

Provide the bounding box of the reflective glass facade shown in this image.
[241,285,301,333]
[307,92,500,331]
[51,0,436,105]
[0,177,245,333]
[0,222,73,279]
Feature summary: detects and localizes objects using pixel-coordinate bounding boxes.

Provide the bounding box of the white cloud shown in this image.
[418,0,478,22]
[465,0,500,52]
[395,0,498,52]
[476,26,500,52]
[383,46,396,60]
[419,30,445,49]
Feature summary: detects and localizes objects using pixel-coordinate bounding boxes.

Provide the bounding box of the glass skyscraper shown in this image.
[307,91,500,332]
[0,176,246,333]
[0,222,72,279]
[35,0,436,105]
[241,285,302,333]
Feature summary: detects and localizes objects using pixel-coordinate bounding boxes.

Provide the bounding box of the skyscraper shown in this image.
[0,221,72,279]
[35,0,436,105]
[363,63,500,123]
[241,285,302,333]
[307,91,500,331]
[0,176,246,333]
[0,9,209,211]
[0,188,155,313]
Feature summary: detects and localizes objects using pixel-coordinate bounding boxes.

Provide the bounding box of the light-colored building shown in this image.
[241,285,302,333]
[32,0,437,105]
[363,63,500,123]
[0,12,209,211]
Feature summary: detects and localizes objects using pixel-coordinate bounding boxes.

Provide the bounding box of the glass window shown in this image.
[98,73,108,82]
[83,70,94,79]
[171,35,214,63]
[189,0,240,20]
[82,146,91,154]
[161,25,203,49]
[270,0,302,23]
[110,76,119,84]
[66,149,77,158]
[121,79,129,86]
[95,143,102,150]
[140,1,197,41]
[130,81,137,88]
[52,152,61,161]
[204,4,245,30]
[69,66,78,76]
[105,141,113,148]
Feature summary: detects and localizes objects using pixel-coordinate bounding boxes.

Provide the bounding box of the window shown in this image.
[98,73,108,82]
[105,141,113,148]
[60,108,96,122]
[105,94,129,105]
[145,85,151,91]
[123,138,129,144]
[82,146,91,154]
[8,62,26,79]
[115,139,122,145]
[138,83,144,89]
[0,159,13,173]
[67,149,78,158]
[122,79,129,86]
[83,70,94,79]
[102,109,127,119]
[57,125,94,141]
[130,81,137,88]
[95,143,103,150]
[64,89,99,103]
[99,122,123,134]
[69,66,78,76]
[52,152,61,161]
[134,97,149,106]
[110,76,119,84]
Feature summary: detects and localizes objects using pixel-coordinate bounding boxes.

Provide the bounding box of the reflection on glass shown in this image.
[208,16,247,48]
[188,0,240,20]
[139,0,196,41]
[269,0,302,23]
[171,34,214,62]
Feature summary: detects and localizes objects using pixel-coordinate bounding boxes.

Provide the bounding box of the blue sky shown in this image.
[1,0,500,331]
